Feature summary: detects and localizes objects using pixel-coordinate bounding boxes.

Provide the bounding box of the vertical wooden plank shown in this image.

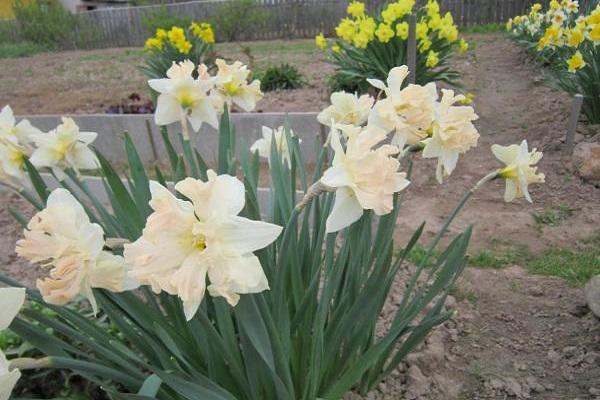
[407,13,417,84]
[566,94,584,153]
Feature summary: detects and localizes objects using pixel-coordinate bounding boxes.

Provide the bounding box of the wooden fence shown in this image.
[0,0,592,49]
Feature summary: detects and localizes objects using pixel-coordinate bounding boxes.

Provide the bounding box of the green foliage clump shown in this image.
[211,0,270,41]
[259,63,305,92]
[141,5,191,36]
[12,0,97,50]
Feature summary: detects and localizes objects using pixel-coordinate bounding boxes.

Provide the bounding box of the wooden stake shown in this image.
[565,94,583,153]
[407,13,417,84]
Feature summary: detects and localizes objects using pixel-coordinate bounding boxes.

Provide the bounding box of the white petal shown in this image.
[326,187,364,233]
[0,288,25,330]
[321,164,352,188]
[154,95,182,127]
[367,78,387,92]
[0,352,21,400]
[217,216,282,254]
[148,78,173,94]
[175,173,245,220]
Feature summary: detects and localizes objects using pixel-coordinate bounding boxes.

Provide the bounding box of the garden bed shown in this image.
[1,32,600,398]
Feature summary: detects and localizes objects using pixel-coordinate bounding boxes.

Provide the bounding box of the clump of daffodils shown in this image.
[150,59,263,139]
[141,22,216,80]
[508,1,598,72]
[144,23,215,53]
[507,2,600,123]
[301,65,542,232]
[0,105,99,188]
[316,0,468,92]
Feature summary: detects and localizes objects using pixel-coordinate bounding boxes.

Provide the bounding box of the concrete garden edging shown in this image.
[20,113,324,164]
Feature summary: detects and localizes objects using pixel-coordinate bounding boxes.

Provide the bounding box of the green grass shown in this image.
[527,247,600,286]
[0,41,46,58]
[462,23,504,33]
[531,204,575,230]
[397,244,441,268]
[469,232,600,286]
[449,286,479,305]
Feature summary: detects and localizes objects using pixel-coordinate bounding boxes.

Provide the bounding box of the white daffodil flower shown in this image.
[492,140,545,203]
[124,172,282,320]
[0,105,42,145]
[149,60,219,136]
[29,117,98,178]
[213,59,263,112]
[367,66,438,149]
[422,89,479,183]
[250,126,295,167]
[317,92,374,127]
[0,287,25,400]
[321,125,410,233]
[0,136,28,185]
[16,189,137,313]
[0,287,25,331]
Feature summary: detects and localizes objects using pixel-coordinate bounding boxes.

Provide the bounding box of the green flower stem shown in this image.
[423,169,500,263]
[398,142,426,160]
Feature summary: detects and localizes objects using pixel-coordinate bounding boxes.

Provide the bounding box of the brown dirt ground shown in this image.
[0,39,331,115]
[1,33,599,399]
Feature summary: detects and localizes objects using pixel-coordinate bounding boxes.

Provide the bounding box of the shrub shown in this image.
[12,0,93,50]
[210,0,270,41]
[141,4,192,36]
[259,63,305,92]
[507,2,600,124]
[316,0,468,94]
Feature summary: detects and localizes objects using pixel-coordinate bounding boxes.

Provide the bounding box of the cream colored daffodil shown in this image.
[16,189,136,313]
[0,136,28,185]
[149,60,220,136]
[29,117,98,178]
[124,172,282,320]
[367,66,438,149]
[422,89,479,183]
[317,91,374,127]
[0,287,25,400]
[0,105,42,145]
[321,125,410,233]
[492,140,545,203]
[250,126,294,167]
[212,59,263,112]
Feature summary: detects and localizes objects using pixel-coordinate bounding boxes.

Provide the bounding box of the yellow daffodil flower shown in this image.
[396,22,409,39]
[426,50,440,67]
[347,1,365,18]
[315,33,328,49]
[375,23,395,43]
[567,51,586,72]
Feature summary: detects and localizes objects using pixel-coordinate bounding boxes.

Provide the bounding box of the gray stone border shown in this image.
[20,113,324,164]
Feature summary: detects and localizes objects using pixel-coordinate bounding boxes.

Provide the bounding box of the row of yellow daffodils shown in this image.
[144,22,215,54]
[507,1,600,72]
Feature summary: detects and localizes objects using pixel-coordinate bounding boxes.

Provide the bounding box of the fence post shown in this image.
[565,94,584,153]
[407,13,417,84]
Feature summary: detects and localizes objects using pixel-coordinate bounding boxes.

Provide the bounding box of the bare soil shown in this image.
[1,33,599,399]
